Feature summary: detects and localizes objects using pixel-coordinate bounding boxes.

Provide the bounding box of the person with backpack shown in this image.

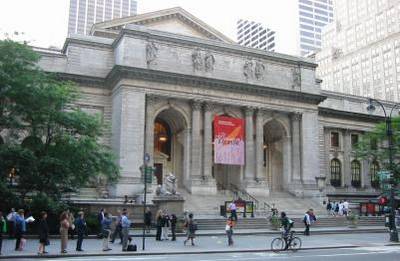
[303,210,311,236]
[38,211,49,255]
[0,211,6,255]
[184,213,197,246]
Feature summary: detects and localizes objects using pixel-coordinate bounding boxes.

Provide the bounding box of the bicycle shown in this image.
[270,230,302,252]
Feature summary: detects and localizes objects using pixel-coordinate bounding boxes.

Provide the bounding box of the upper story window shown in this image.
[331,132,339,148]
[351,160,361,188]
[351,134,359,148]
[370,161,380,188]
[330,158,341,187]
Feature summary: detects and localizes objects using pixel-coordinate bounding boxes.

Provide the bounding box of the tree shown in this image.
[356,117,400,185]
[0,39,119,209]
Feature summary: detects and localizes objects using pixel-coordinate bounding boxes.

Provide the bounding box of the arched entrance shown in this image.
[264,120,287,192]
[153,108,187,189]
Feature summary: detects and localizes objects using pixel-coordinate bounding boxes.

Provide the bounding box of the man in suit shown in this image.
[75,211,87,251]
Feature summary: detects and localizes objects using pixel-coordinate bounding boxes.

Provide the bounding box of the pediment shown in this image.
[91,7,233,43]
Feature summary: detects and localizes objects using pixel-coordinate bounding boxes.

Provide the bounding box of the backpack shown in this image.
[189,222,198,232]
[127,244,137,252]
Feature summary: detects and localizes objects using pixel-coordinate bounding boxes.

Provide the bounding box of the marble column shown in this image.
[255,109,264,182]
[144,95,158,167]
[190,100,203,181]
[343,130,352,187]
[244,107,255,181]
[203,102,214,180]
[291,113,302,183]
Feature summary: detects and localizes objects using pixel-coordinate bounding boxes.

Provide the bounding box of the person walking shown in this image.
[121,209,131,251]
[74,211,87,251]
[15,209,26,251]
[170,214,177,241]
[59,211,70,254]
[155,210,163,241]
[101,212,112,251]
[110,210,123,244]
[225,217,234,246]
[334,202,340,216]
[303,210,311,236]
[343,200,349,216]
[97,208,105,238]
[183,213,197,246]
[6,208,16,239]
[38,211,49,255]
[144,207,152,234]
[326,200,332,215]
[0,211,6,255]
[228,201,237,221]
[161,211,170,241]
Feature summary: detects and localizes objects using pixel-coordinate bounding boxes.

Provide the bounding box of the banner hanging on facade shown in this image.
[213,115,245,165]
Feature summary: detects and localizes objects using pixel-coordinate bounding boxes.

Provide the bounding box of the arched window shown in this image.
[351,160,361,188]
[370,161,380,188]
[330,159,341,187]
[154,119,171,159]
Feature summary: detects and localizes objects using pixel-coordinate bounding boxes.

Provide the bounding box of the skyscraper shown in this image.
[68,0,137,36]
[316,0,400,102]
[237,19,276,52]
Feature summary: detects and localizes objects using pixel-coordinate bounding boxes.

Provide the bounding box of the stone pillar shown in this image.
[291,113,302,183]
[203,103,214,180]
[255,109,264,182]
[244,107,255,181]
[343,130,352,188]
[183,128,192,190]
[144,95,158,167]
[190,100,203,182]
[110,87,146,197]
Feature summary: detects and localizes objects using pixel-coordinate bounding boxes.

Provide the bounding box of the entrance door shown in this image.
[154,163,163,185]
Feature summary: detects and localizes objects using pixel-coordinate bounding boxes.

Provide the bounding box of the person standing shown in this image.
[161,211,170,241]
[303,210,311,236]
[97,209,105,238]
[170,214,177,241]
[121,209,131,251]
[110,210,123,244]
[59,211,70,254]
[38,211,49,255]
[155,210,163,241]
[15,209,26,251]
[0,211,6,255]
[67,210,75,239]
[225,217,234,246]
[183,213,197,246]
[144,207,152,234]
[334,202,340,216]
[6,208,16,239]
[75,211,87,251]
[343,200,349,216]
[326,200,332,215]
[101,212,112,251]
[228,201,237,221]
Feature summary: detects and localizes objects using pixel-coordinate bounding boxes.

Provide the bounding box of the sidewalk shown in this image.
[0,229,396,259]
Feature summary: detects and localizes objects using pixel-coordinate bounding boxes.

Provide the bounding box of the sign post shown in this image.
[141,153,152,251]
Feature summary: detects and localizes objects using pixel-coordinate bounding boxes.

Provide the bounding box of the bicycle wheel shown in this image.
[289,237,302,251]
[271,237,285,252]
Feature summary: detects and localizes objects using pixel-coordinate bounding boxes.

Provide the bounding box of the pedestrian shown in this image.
[338,201,344,216]
[67,210,75,239]
[38,211,49,255]
[15,209,26,251]
[161,211,170,241]
[97,208,105,238]
[280,212,293,250]
[6,208,16,239]
[0,211,6,255]
[121,209,131,251]
[101,212,112,251]
[144,207,152,233]
[225,217,234,246]
[183,213,197,246]
[228,200,237,221]
[110,210,123,244]
[170,214,177,241]
[303,210,311,236]
[343,200,349,216]
[59,211,70,254]
[326,200,332,215]
[155,210,163,241]
[74,211,87,251]
[334,201,340,216]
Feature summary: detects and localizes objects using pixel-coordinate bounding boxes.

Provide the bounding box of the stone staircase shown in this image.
[195,216,385,230]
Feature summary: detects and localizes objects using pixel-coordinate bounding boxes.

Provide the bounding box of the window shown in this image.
[351,134,359,148]
[370,161,380,188]
[351,160,361,188]
[330,159,341,187]
[331,132,339,147]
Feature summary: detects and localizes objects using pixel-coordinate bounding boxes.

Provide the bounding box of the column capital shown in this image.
[191,99,203,111]
[203,102,216,112]
[290,112,302,121]
[244,106,256,117]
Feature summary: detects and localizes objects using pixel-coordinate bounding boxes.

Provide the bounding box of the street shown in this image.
[9,246,400,261]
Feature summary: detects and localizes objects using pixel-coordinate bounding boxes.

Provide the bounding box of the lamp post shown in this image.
[366,98,399,242]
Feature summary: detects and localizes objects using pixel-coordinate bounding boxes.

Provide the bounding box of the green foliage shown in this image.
[0,39,119,207]
[356,117,400,185]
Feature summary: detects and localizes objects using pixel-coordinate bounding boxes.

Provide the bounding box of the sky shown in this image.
[0,0,298,54]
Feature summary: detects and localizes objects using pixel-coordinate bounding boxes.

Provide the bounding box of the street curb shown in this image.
[1,243,399,259]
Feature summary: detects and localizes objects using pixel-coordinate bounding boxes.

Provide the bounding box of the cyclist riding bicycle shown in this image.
[280,212,294,249]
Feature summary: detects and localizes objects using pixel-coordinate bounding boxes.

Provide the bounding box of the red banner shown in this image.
[213,116,245,165]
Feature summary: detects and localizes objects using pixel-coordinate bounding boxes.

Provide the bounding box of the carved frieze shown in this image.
[292,67,301,88]
[243,59,265,80]
[191,48,215,72]
[146,41,158,66]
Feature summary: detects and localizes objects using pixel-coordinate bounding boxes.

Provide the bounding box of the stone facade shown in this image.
[32,8,391,201]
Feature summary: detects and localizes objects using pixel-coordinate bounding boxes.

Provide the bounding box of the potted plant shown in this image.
[269,215,281,230]
[347,213,359,228]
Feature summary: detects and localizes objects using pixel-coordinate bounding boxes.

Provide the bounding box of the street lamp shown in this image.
[366,98,399,242]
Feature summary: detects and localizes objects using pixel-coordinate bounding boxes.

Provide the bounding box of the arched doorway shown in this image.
[153,108,187,189]
[264,120,287,192]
